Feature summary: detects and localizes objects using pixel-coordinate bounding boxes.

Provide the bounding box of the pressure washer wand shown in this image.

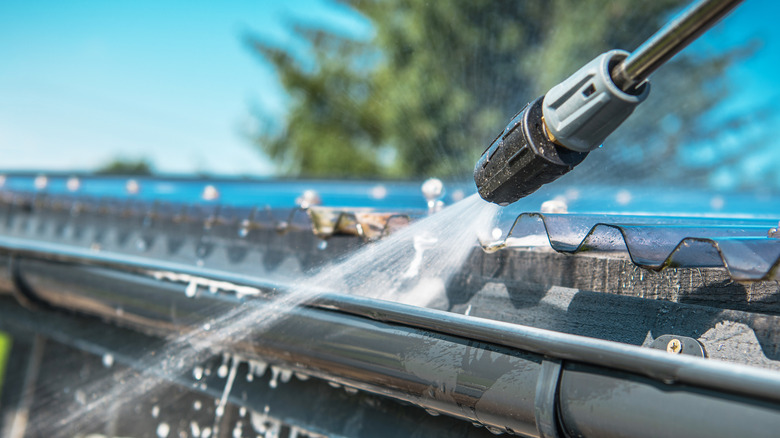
[474,0,744,206]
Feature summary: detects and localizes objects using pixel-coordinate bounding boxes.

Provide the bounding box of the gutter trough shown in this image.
[1,236,779,437]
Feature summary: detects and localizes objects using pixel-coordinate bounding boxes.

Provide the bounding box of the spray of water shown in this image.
[30,194,497,436]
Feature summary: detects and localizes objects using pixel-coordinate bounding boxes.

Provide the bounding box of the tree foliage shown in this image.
[95,158,154,176]
[250,0,746,183]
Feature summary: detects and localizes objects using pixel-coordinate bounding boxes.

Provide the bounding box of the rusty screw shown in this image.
[666,338,683,354]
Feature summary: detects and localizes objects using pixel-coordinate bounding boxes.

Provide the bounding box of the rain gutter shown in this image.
[0,236,779,436]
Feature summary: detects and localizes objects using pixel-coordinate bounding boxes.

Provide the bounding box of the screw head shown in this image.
[667,338,683,354]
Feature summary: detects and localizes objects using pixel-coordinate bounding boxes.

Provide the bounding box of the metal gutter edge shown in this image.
[0,235,779,403]
[1,236,780,436]
[312,293,780,403]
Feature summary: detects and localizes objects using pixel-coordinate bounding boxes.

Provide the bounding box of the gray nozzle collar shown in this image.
[542,50,650,153]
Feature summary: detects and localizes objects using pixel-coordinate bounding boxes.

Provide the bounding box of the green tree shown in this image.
[95,158,154,176]
[249,0,747,183]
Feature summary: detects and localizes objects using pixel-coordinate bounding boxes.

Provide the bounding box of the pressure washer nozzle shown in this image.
[474,51,648,206]
[474,0,743,206]
[473,97,589,206]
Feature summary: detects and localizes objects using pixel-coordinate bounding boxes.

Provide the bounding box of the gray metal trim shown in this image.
[0,297,531,438]
[534,360,563,438]
[1,245,780,435]
[1,235,780,404]
[313,294,780,404]
[558,362,780,438]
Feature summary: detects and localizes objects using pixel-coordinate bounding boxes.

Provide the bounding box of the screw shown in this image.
[667,338,683,354]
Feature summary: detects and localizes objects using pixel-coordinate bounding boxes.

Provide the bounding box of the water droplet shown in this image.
[421,178,444,201]
[126,179,140,195]
[201,427,212,438]
[218,364,228,378]
[249,360,268,378]
[34,175,48,190]
[269,367,280,389]
[201,185,220,201]
[74,389,86,405]
[202,323,211,331]
[136,238,147,251]
[425,408,440,416]
[66,177,80,192]
[344,387,358,395]
[156,422,170,438]
[214,356,239,432]
[370,184,388,200]
[318,240,328,250]
[486,426,504,435]
[193,400,202,411]
[428,199,444,214]
[491,227,502,240]
[294,372,309,381]
[296,189,321,208]
[327,381,341,389]
[615,189,632,206]
[232,421,243,438]
[190,421,201,438]
[151,405,160,418]
[185,282,198,298]
[193,366,204,380]
[102,354,114,368]
[239,406,247,417]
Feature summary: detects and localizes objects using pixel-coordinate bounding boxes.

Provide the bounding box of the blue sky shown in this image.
[0,0,368,175]
[0,0,777,181]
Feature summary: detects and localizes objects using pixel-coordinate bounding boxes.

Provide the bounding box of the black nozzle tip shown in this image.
[474,97,588,206]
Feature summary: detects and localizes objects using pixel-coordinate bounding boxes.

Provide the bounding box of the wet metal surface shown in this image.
[2,175,780,281]
[0,300,498,438]
[558,362,780,438]
[489,213,780,281]
[2,176,780,436]
[1,235,780,406]
[3,247,780,436]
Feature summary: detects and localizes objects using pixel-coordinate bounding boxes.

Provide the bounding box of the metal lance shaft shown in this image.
[611,0,744,92]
